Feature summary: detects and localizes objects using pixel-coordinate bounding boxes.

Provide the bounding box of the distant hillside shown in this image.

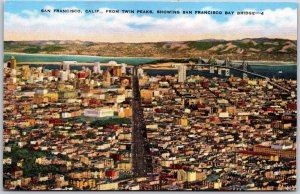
[4,38,297,62]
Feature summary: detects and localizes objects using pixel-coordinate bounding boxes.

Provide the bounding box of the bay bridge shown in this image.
[140,57,290,93]
[194,57,290,93]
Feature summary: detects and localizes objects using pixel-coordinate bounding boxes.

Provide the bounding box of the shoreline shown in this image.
[4,52,297,65]
[4,52,163,60]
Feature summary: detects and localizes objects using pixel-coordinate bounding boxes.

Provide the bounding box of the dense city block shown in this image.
[3,57,297,190]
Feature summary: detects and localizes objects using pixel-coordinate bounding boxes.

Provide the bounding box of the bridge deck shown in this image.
[190,64,290,93]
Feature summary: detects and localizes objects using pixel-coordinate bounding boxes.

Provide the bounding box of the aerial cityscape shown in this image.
[3,1,297,191]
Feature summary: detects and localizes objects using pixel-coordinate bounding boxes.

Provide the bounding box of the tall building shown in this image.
[137,68,144,78]
[103,70,111,87]
[112,66,122,77]
[59,71,68,82]
[121,63,127,75]
[178,64,186,83]
[62,61,76,71]
[93,62,101,74]
[8,56,17,69]
[22,65,31,80]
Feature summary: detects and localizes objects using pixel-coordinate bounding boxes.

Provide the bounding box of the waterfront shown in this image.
[4,53,297,79]
[4,53,158,66]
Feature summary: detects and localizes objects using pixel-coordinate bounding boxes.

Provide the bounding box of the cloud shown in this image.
[4,5,297,42]
[201,6,215,11]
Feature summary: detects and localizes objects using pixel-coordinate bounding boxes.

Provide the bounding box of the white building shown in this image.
[219,112,229,118]
[271,143,293,150]
[37,67,43,73]
[68,73,76,80]
[121,63,127,74]
[108,61,117,66]
[62,61,77,71]
[62,113,71,118]
[60,71,68,81]
[137,68,144,78]
[11,69,17,77]
[93,62,100,74]
[116,94,126,103]
[84,108,114,118]
[36,88,48,95]
[149,77,158,82]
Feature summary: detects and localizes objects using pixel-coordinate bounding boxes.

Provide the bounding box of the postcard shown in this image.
[3,0,297,191]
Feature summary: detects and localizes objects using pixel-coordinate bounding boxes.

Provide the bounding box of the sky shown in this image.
[4,1,298,42]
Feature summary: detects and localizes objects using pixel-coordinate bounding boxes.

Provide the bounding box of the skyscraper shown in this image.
[137,68,144,78]
[103,69,111,87]
[8,56,17,69]
[121,63,127,75]
[62,61,76,71]
[93,62,99,74]
[112,66,122,77]
[178,64,186,83]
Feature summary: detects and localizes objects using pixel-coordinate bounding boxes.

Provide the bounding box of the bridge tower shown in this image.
[198,57,202,65]
[218,67,222,75]
[208,57,216,74]
[242,60,248,79]
[198,57,202,71]
[224,57,230,77]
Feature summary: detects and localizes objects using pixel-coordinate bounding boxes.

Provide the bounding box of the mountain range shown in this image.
[4,38,297,62]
